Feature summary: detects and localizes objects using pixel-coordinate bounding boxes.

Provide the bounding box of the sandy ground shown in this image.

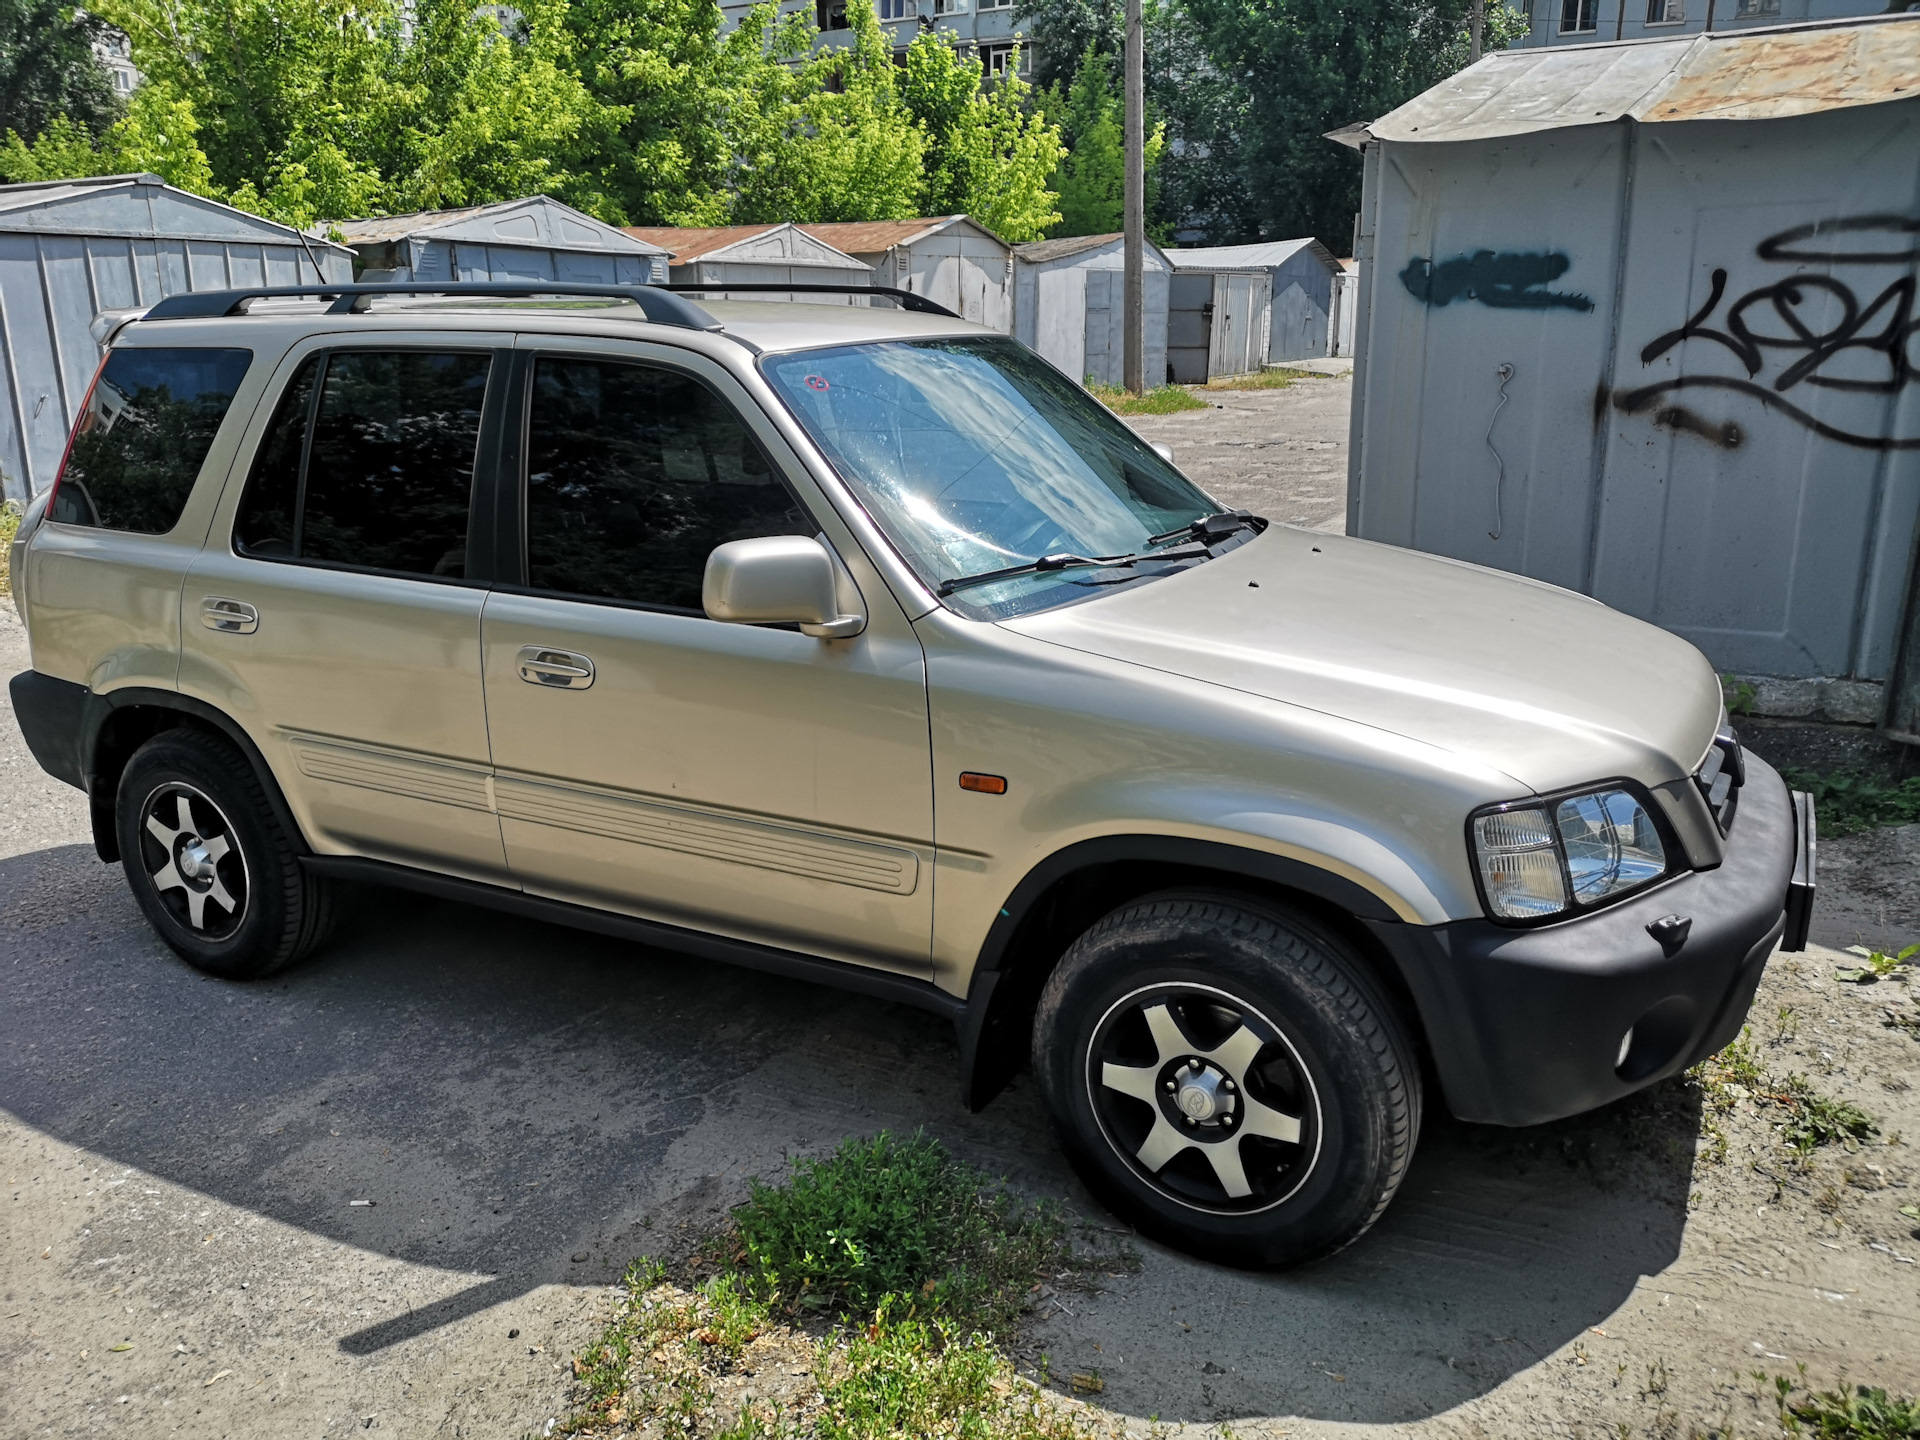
[5,384,1918,1437]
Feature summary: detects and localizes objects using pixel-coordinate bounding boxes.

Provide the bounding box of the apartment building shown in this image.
[1507,0,1899,48]
[721,0,1034,76]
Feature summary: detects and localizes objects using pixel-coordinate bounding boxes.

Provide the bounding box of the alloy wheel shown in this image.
[138,782,249,938]
[1085,983,1321,1213]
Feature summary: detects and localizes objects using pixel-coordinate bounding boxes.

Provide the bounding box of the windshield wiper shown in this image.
[1145,509,1264,547]
[936,544,1210,598]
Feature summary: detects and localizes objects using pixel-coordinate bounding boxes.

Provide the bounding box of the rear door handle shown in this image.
[516,646,595,690]
[201,597,258,634]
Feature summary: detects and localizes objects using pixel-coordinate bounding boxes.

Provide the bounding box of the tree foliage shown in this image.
[0,0,122,145]
[0,0,1067,234]
[1044,46,1163,238]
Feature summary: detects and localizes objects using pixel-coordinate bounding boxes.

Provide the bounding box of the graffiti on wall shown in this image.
[1400,251,1595,312]
[1610,214,1920,452]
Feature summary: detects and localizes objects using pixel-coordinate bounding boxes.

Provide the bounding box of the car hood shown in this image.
[1001,526,1723,796]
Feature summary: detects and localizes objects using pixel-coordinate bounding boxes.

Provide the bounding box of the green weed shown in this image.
[560,1132,1092,1438]
[1086,382,1206,415]
[1781,768,1920,836]
[0,498,21,597]
[1836,945,1920,984]
[1767,1371,1920,1438]
[1690,1030,1879,1159]
[733,1130,1065,1333]
[1721,672,1758,717]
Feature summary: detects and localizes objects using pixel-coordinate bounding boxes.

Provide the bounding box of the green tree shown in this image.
[94,0,614,225]
[0,0,122,145]
[0,83,216,192]
[1181,0,1515,247]
[1045,46,1163,238]
[900,35,1062,242]
[726,1,924,224]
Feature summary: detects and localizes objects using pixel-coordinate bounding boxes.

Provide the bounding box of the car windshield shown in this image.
[761,336,1221,618]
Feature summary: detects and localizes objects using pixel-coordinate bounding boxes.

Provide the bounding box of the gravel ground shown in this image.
[4,385,1918,1437]
[1122,375,1353,533]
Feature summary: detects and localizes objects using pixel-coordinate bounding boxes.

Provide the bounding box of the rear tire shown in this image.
[1033,891,1420,1267]
[116,728,334,979]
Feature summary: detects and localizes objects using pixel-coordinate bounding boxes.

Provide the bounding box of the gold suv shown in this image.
[10,282,1814,1265]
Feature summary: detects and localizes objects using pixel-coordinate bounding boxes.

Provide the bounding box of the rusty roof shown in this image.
[1333,13,1920,146]
[623,224,784,261]
[798,216,1010,254]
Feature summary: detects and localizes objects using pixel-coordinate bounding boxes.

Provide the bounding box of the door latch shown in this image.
[201,597,258,634]
[516,646,595,690]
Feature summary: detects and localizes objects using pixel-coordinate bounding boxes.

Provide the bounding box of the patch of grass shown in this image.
[1780,767,1920,836]
[1086,381,1206,415]
[1690,1030,1879,1160]
[733,1131,1064,1333]
[1201,366,1317,391]
[1764,1370,1920,1438]
[559,1132,1102,1439]
[0,498,21,597]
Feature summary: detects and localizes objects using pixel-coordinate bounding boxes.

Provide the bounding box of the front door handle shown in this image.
[516,646,595,690]
[201,597,258,634]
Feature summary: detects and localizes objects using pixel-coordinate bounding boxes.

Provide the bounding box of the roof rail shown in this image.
[139,282,724,330]
[660,283,959,319]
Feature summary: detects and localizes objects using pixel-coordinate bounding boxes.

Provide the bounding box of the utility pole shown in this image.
[1122,0,1145,395]
[1470,0,1485,62]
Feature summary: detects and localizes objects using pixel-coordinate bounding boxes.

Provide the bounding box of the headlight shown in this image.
[1471,787,1669,921]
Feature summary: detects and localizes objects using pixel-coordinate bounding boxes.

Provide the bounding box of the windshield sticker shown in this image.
[805,374,831,391]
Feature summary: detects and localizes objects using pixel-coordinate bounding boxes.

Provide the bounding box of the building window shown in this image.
[1559,0,1596,29]
[1734,0,1780,13]
[817,0,850,27]
[1645,0,1682,19]
[876,0,908,18]
[979,0,1013,9]
[933,0,969,15]
[980,42,1019,75]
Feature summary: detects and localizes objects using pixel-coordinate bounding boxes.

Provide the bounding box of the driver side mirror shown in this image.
[703,535,866,639]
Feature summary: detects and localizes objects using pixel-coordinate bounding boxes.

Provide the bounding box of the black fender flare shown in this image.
[955,833,1406,1111]
[79,687,308,863]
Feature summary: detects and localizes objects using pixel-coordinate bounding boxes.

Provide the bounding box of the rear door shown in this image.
[180,334,511,881]
[478,339,935,974]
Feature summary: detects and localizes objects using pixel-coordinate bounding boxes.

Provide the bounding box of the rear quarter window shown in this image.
[51,347,252,534]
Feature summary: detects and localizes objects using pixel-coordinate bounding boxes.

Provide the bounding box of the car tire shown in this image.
[1032,890,1421,1267]
[116,728,335,980]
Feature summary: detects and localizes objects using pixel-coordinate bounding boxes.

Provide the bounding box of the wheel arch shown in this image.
[82,689,307,864]
[957,835,1428,1112]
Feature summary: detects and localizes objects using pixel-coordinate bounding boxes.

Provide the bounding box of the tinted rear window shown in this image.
[233,351,489,579]
[52,347,252,534]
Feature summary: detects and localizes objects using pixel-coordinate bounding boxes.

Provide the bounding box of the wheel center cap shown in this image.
[1177,1066,1227,1121]
[178,840,212,881]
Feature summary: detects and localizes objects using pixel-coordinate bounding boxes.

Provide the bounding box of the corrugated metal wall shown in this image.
[419,240,663,285]
[0,186,349,501]
[1348,101,1920,710]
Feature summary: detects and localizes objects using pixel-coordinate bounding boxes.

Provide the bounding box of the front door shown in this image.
[479,342,934,975]
[182,338,508,881]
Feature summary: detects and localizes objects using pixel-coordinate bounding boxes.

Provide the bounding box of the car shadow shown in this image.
[0,841,1699,1421]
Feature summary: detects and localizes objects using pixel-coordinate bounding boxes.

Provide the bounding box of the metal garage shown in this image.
[0,172,352,502]
[331,196,669,285]
[625,223,872,303]
[1165,265,1273,383]
[1338,15,1920,730]
[801,216,1013,331]
[1012,233,1171,389]
[1169,238,1340,364]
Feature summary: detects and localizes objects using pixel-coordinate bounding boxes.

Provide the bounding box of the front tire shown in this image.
[116,728,334,979]
[1033,892,1420,1266]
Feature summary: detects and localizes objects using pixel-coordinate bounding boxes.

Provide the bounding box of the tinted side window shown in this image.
[232,351,488,579]
[53,347,251,533]
[525,358,813,610]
